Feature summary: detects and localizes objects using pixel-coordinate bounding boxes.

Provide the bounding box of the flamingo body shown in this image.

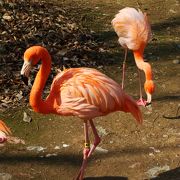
[0,120,11,143]
[21,46,142,179]
[112,7,155,105]
[48,68,142,120]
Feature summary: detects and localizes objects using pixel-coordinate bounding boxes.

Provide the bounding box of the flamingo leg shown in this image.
[87,119,101,158]
[136,69,147,106]
[122,48,128,90]
[76,121,90,180]
[76,120,101,179]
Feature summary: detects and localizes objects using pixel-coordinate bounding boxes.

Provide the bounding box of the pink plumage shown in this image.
[21,46,143,179]
[47,67,142,121]
[112,7,154,106]
[112,7,152,50]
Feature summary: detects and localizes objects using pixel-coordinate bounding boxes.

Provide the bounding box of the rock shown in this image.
[23,112,32,123]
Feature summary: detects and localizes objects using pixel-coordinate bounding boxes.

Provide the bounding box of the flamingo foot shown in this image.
[136,98,147,106]
[75,147,90,180]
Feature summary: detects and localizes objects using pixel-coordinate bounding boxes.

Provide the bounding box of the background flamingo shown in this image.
[21,46,142,179]
[112,7,155,106]
[0,120,12,143]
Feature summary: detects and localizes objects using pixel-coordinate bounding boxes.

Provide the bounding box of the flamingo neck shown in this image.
[30,53,52,114]
[133,50,153,81]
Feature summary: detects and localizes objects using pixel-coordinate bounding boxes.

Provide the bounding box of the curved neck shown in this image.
[30,53,52,113]
[133,50,153,81]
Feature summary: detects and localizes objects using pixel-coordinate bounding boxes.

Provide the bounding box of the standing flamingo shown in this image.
[112,7,155,106]
[21,46,142,179]
[0,120,12,143]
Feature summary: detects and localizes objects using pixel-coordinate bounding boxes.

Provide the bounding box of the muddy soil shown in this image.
[0,0,180,180]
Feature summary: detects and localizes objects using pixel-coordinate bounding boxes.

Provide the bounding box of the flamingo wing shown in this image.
[112,7,151,50]
[49,68,124,119]
[0,120,12,135]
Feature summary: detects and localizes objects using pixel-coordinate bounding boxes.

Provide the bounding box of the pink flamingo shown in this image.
[0,120,12,143]
[112,7,155,106]
[21,46,142,179]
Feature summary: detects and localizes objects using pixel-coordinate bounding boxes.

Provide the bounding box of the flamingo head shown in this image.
[21,46,51,85]
[144,80,155,103]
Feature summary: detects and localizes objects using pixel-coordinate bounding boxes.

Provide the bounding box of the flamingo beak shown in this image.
[20,61,32,86]
[146,92,152,106]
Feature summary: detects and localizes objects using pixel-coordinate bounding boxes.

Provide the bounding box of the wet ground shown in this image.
[0,0,180,179]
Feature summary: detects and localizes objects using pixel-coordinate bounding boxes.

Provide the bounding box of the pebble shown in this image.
[45,153,57,157]
[23,112,32,123]
[97,126,108,136]
[149,147,161,153]
[63,57,69,61]
[149,153,155,156]
[54,145,60,150]
[26,146,47,152]
[172,59,179,64]
[62,144,69,148]
[163,134,168,138]
[95,146,108,153]
[129,162,141,168]
[0,173,12,180]
[169,9,176,13]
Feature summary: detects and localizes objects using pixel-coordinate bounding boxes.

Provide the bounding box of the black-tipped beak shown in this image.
[21,75,28,86]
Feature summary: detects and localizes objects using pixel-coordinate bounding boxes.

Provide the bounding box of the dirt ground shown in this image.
[0,0,180,180]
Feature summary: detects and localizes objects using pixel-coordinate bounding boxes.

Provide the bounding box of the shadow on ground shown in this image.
[151,167,180,180]
[1,144,179,165]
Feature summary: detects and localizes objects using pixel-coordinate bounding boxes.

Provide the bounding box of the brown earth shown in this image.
[0,0,180,180]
